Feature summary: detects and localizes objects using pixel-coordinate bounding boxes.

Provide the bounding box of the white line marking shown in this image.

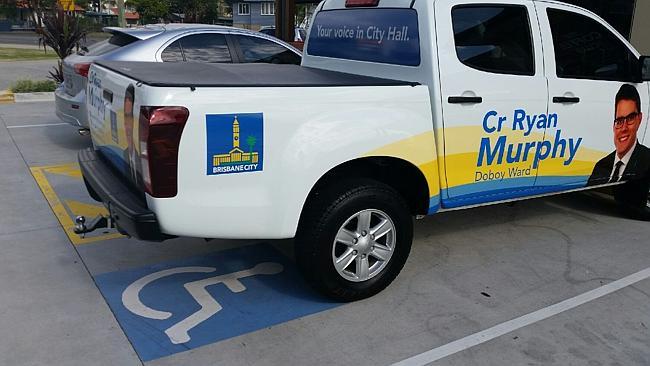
[165,262,283,344]
[121,262,284,345]
[391,266,650,366]
[122,267,216,320]
[6,123,69,129]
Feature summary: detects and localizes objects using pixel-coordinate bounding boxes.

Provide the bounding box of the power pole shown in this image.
[275,0,295,43]
[117,0,126,27]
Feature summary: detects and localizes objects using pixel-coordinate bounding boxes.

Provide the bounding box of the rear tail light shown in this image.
[74,62,91,78]
[139,106,190,198]
[345,0,379,7]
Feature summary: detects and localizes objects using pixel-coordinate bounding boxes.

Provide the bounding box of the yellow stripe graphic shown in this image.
[365,131,441,198]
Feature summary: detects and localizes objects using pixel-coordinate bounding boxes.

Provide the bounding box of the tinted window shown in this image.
[547,8,636,81]
[161,40,184,62]
[178,34,232,63]
[234,36,301,64]
[80,33,139,56]
[561,0,635,39]
[452,6,534,75]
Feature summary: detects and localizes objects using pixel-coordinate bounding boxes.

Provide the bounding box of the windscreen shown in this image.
[307,8,420,66]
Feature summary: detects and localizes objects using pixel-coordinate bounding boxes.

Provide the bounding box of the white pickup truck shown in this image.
[79,0,650,301]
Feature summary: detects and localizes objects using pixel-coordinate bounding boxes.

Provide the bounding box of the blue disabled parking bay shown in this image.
[94,243,341,361]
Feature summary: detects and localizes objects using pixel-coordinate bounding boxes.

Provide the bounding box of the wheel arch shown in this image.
[299,156,431,224]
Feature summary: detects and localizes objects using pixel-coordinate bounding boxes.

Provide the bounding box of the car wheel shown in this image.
[295,179,413,302]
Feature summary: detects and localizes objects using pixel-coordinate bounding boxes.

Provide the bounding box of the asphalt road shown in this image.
[0,32,112,91]
[0,59,59,90]
[0,31,43,46]
[0,31,107,47]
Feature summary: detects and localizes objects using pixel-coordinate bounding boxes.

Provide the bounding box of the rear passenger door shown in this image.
[535,2,650,187]
[436,0,548,208]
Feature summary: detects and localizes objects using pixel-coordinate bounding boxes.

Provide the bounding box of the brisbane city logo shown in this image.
[206,113,264,175]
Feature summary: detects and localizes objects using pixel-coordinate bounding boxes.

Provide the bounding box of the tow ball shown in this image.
[73,215,114,237]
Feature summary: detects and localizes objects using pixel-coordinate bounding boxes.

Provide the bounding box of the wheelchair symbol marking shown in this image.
[121,262,284,344]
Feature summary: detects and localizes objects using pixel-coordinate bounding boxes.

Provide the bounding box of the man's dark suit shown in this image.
[587,143,650,187]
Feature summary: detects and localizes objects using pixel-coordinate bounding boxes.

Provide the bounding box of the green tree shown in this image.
[201,0,220,24]
[246,135,257,158]
[0,0,17,19]
[170,0,230,23]
[130,0,170,24]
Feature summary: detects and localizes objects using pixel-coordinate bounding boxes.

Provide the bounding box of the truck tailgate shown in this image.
[87,63,141,189]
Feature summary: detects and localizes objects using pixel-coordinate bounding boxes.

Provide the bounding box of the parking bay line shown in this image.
[391,266,650,366]
[30,163,123,245]
[7,122,69,129]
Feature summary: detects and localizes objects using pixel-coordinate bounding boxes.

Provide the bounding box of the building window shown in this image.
[238,3,250,15]
[260,2,274,16]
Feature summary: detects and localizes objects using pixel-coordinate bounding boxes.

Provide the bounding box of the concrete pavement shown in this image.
[0,102,141,366]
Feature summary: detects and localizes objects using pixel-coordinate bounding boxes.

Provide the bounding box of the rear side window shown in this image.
[81,33,139,56]
[452,5,534,75]
[161,41,184,62]
[163,33,233,63]
[307,8,420,66]
[547,8,637,81]
[234,35,301,65]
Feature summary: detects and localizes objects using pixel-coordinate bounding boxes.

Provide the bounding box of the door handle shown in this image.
[552,96,580,104]
[448,96,483,104]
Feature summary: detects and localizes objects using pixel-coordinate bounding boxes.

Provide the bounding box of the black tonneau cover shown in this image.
[95,61,418,88]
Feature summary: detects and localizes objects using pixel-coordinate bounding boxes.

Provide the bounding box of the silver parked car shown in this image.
[56,24,302,128]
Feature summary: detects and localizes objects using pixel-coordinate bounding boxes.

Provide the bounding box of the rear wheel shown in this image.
[295,179,413,301]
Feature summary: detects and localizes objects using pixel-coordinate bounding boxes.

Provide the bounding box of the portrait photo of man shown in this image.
[124,84,142,188]
[587,84,650,187]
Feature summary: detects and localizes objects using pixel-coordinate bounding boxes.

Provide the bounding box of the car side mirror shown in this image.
[640,56,650,82]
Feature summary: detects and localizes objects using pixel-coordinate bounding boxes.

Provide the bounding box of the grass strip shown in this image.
[0,47,58,61]
[10,79,57,93]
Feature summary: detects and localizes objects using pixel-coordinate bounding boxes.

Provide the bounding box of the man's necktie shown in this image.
[609,161,624,183]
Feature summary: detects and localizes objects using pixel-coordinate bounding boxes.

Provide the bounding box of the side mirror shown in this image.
[640,56,650,82]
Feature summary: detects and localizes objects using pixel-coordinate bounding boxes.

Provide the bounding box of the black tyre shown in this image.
[295,179,413,302]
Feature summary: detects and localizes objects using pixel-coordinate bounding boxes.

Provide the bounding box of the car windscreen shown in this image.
[307,8,420,66]
[78,33,140,56]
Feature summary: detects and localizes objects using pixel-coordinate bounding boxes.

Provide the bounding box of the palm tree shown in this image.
[246,135,257,162]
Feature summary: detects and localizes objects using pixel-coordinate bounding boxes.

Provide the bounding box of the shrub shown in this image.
[10,79,58,93]
[39,10,87,83]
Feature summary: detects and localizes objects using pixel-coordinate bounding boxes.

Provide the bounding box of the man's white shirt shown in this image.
[611,141,637,181]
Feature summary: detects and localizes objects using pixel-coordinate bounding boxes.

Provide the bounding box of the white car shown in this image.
[55,24,302,128]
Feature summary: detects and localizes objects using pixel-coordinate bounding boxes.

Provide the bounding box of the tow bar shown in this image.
[73,215,114,237]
